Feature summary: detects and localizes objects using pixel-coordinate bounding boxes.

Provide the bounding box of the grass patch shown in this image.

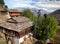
[54,26,60,44]
[54,37,60,44]
[0,38,7,44]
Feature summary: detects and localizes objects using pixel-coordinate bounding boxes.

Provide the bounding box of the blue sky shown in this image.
[4,0,60,12]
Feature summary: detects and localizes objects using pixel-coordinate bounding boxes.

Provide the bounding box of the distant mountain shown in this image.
[49,9,60,15]
[49,9,60,25]
[14,7,49,16]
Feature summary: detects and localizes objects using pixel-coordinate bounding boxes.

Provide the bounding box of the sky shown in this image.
[4,0,60,12]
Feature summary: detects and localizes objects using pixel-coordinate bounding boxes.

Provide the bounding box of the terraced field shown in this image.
[0,38,7,44]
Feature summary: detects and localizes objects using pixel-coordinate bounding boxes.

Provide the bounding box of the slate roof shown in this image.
[8,9,20,12]
[7,16,30,23]
[0,16,33,32]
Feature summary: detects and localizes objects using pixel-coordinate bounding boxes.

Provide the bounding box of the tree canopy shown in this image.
[0,0,5,5]
[22,9,58,42]
[22,9,37,22]
[37,10,41,18]
[5,5,8,8]
[34,14,58,41]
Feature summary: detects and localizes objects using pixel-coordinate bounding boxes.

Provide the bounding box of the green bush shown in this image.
[35,14,58,41]
[22,9,37,22]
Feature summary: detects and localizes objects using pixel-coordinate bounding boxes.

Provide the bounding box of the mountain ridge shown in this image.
[13,7,49,16]
[49,9,60,15]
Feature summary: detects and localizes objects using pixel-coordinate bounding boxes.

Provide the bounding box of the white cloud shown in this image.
[32,1,60,12]
[32,0,60,8]
[7,0,33,8]
[13,3,32,8]
[35,3,60,8]
[4,0,60,12]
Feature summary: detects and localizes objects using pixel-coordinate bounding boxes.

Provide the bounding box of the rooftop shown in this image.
[8,9,20,12]
[0,16,33,32]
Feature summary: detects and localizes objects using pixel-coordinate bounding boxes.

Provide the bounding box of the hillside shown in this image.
[49,9,60,15]
[49,9,60,25]
[14,7,49,16]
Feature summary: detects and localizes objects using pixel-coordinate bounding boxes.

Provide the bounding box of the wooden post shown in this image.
[3,33,8,44]
[11,37,14,44]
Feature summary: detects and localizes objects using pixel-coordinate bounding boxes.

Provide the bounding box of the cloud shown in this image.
[4,0,60,8]
[4,0,33,8]
[4,0,60,12]
[32,0,60,12]
[9,0,36,8]
[34,3,60,8]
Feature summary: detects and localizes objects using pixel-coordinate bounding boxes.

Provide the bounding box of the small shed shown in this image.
[0,16,34,44]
